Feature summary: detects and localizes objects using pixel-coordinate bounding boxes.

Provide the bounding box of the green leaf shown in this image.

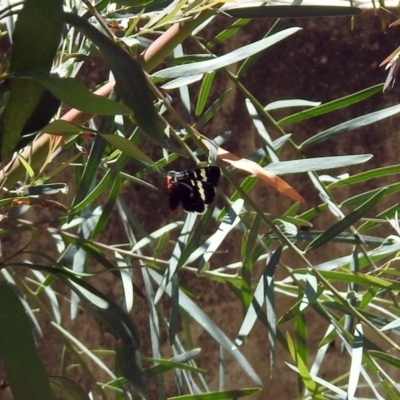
[68,150,130,214]
[241,215,261,308]
[168,387,262,399]
[314,242,400,273]
[295,311,308,391]
[21,89,61,136]
[41,120,85,135]
[74,287,145,395]
[0,0,63,160]
[195,71,216,116]
[49,377,90,400]
[278,84,383,125]
[131,221,183,252]
[265,247,279,372]
[358,203,400,233]
[207,18,251,48]
[235,246,281,349]
[266,155,372,175]
[301,104,400,148]
[306,188,388,252]
[106,0,174,14]
[9,264,146,397]
[341,182,400,208]
[329,164,400,188]
[154,214,197,304]
[148,269,262,386]
[0,283,57,400]
[265,99,320,111]
[100,133,154,164]
[347,324,363,399]
[17,153,35,178]
[91,176,121,239]
[153,28,301,79]
[24,72,131,115]
[369,351,400,369]
[318,271,396,290]
[269,230,386,246]
[194,88,232,130]
[144,349,204,377]
[246,99,278,161]
[160,74,203,89]
[188,199,244,269]
[71,133,108,211]
[225,5,362,19]
[287,333,323,399]
[64,12,172,149]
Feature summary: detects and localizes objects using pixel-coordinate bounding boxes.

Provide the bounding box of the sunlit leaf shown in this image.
[301,104,400,148]
[347,324,363,400]
[278,84,383,126]
[153,28,301,79]
[224,5,362,19]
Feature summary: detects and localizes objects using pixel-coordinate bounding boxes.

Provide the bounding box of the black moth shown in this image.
[167,166,220,214]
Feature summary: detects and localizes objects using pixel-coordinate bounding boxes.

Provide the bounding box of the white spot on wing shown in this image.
[197,181,206,200]
[199,169,207,181]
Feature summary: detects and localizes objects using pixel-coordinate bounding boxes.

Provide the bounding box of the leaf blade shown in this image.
[0,283,57,400]
[153,28,301,79]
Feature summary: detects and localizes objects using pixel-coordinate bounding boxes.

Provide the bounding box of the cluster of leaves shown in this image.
[1,0,400,399]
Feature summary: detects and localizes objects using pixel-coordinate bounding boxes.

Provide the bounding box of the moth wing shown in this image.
[179,180,208,214]
[168,182,182,211]
[191,166,220,187]
[167,167,220,214]
[204,166,220,187]
[200,181,217,204]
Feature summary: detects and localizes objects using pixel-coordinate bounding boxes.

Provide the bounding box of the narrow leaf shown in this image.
[154,214,197,304]
[49,377,90,400]
[265,99,320,111]
[0,283,57,400]
[329,164,400,188]
[194,88,232,130]
[64,13,171,149]
[0,0,63,159]
[42,120,85,135]
[100,134,154,164]
[347,324,363,400]
[301,104,400,148]
[266,155,373,175]
[306,187,387,252]
[72,134,108,210]
[341,182,400,208]
[196,71,216,116]
[25,72,131,115]
[234,246,281,349]
[278,84,383,125]
[149,269,262,386]
[69,149,131,213]
[225,5,362,19]
[153,28,301,79]
[286,333,323,398]
[168,387,262,399]
[193,199,243,269]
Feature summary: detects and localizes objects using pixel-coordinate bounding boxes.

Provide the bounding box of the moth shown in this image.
[166,166,221,214]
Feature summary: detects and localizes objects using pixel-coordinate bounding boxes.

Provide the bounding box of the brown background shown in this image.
[3,7,400,400]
